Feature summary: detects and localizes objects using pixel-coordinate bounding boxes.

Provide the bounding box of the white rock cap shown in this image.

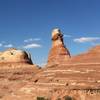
[52,28,62,38]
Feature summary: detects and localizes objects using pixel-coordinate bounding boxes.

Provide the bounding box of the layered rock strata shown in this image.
[0,48,40,100]
[0,29,99,100]
[31,45,100,100]
[68,45,100,64]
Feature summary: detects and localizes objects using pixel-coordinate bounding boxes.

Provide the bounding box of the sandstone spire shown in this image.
[47,28,71,65]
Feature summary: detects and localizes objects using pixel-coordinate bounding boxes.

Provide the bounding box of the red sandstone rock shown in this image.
[47,28,71,65]
[31,45,100,100]
[0,29,99,100]
[0,48,40,100]
[68,45,100,64]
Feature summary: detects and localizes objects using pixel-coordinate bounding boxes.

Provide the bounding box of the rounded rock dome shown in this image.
[0,48,33,64]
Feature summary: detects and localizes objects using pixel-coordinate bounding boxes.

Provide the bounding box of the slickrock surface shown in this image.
[47,28,71,65]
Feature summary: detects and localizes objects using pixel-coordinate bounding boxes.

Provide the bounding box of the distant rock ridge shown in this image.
[0,48,33,64]
[47,28,71,65]
[68,45,100,64]
[89,45,100,53]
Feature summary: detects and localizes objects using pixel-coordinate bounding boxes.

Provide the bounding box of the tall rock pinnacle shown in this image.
[47,28,71,65]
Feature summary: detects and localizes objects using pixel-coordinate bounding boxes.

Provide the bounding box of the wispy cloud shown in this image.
[33,38,41,41]
[0,42,13,48]
[23,43,42,49]
[0,43,2,47]
[64,34,72,38]
[74,37,100,43]
[4,44,13,48]
[24,38,41,43]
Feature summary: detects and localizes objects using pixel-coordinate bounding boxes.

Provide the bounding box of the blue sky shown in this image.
[0,0,100,65]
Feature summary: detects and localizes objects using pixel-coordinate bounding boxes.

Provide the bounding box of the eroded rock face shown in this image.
[0,29,99,100]
[0,48,33,64]
[47,28,71,65]
[30,45,100,100]
[0,49,40,100]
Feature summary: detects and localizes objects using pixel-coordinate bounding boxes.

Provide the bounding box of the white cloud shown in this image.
[24,38,40,43]
[33,38,41,41]
[64,34,71,38]
[0,42,13,48]
[24,38,33,43]
[74,37,100,43]
[4,44,13,48]
[23,43,42,49]
[0,43,2,47]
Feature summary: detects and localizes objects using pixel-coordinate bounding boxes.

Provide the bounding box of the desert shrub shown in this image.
[37,97,49,100]
[37,97,45,100]
[64,96,72,100]
[37,97,50,100]
[34,79,38,83]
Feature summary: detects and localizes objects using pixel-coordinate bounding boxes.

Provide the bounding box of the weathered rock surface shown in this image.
[31,45,100,100]
[0,29,99,100]
[0,48,33,64]
[68,45,100,64]
[0,48,41,99]
[29,29,100,99]
[0,63,40,100]
[47,28,71,65]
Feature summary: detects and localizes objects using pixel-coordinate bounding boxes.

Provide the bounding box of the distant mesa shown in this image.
[47,28,71,65]
[0,48,33,64]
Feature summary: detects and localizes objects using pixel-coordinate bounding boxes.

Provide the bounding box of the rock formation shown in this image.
[0,29,99,100]
[47,28,71,65]
[25,29,100,100]
[0,48,33,64]
[31,45,100,100]
[0,48,40,100]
